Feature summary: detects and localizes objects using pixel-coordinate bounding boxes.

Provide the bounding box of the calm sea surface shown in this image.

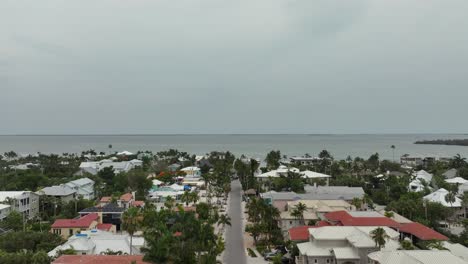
[0,134,467,160]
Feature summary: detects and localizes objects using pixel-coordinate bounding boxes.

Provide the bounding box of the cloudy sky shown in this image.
[1,0,467,134]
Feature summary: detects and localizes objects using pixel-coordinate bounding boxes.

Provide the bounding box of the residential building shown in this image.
[148,183,186,208]
[76,159,143,175]
[296,226,400,264]
[180,166,202,178]
[300,171,331,185]
[303,185,365,201]
[368,250,468,264]
[442,242,468,261]
[323,211,448,243]
[48,230,145,257]
[423,188,462,207]
[9,163,39,170]
[290,156,322,166]
[79,204,126,231]
[443,168,458,179]
[168,163,182,172]
[256,165,300,181]
[37,185,76,203]
[409,170,433,192]
[51,213,100,239]
[52,255,150,264]
[0,204,11,221]
[65,178,95,200]
[261,186,365,205]
[400,155,423,167]
[279,200,353,234]
[0,191,39,219]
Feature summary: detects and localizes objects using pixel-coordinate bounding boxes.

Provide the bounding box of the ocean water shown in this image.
[0,134,467,160]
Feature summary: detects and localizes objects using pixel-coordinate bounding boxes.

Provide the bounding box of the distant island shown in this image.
[414,139,468,146]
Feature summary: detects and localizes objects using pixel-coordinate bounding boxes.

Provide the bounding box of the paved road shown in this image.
[223,180,247,264]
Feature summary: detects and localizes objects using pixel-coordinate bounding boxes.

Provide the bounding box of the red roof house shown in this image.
[51,213,100,239]
[399,222,448,241]
[289,226,315,241]
[324,211,400,228]
[52,213,99,229]
[96,223,114,232]
[324,211,448,242]
[288,222,332,242]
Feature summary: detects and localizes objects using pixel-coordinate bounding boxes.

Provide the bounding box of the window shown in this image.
[290,221,293,225]
[314,259,317,263]
[327,259,330,263]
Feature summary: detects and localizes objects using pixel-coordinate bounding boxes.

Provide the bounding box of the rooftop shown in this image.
[289,222,333,241]
[52,213,98,228]
[368,250,468,264]
[40,185,76,196]
[96,223,113,231]
[48,230,145,257]
[423,188,462,207]
[324,211,401,228]
[398,222,448,241]
[52,255,150,264]
[0,191,31,202]
[80,204,125,214]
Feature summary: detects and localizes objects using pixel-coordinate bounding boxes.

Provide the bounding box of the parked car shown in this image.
[264,250,281,261]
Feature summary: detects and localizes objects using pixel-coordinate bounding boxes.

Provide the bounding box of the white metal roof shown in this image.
[443,242,468,261]
[300,170,331,179]
[423,188,462,207]
[368,250,468,264]
[333,247,360,259]
[446,177,468,185]
[0,191,30,202]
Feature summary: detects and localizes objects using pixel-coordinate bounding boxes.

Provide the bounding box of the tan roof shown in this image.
[287,200,352,212]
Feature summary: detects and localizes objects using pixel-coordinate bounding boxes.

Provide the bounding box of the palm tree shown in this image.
[370,227,390,250]
[122,207,141,255]
[181,191,191,206]
[451,154,467,169]
[291,202,307,225]
[426,240,447,250]
[391,145,396,162]
[217,214,231,231]
[351,197,362,210]
[164,196,175,210]
[445,191,456,208]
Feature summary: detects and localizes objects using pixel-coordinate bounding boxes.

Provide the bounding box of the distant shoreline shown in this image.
[415,139,468,146]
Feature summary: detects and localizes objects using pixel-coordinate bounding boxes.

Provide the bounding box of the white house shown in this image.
[279,200,352,234]
[65,178,95,200]
[409,170,433,192]
[423,188,462,207]
[255,166,301,187]
[37,185,76,203]
[48,230,144,257]
[180,166,202,178]
[368,250,468,264]
[76,159,143,175]
[0,191,40,219]
[0,204,11,221]
[296,226,400,264]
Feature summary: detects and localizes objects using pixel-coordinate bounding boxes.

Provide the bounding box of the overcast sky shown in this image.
[1,0,467,134]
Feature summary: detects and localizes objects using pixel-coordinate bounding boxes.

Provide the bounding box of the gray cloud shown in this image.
[0,0,467,134]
